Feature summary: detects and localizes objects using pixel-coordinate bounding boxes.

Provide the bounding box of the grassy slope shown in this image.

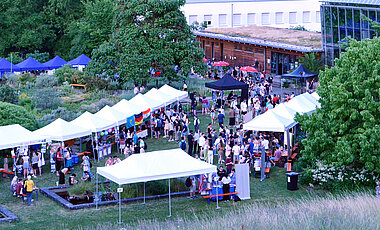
[1,114,307,229]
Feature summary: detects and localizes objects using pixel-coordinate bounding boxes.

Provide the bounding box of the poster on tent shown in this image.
[235,163,250,200]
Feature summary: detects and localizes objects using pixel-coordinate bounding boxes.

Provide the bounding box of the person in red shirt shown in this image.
[273,94,278,104]
[55,147,64,176]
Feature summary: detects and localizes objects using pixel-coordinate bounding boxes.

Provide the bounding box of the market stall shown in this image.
[96,148,216,222]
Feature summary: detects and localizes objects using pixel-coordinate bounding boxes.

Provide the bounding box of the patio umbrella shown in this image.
[240,66,257,72]
[203,58,208,63]
[212,61,229,67]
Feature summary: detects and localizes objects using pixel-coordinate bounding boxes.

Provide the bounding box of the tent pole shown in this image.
[141,182,146,204]
[96,173,99,210]
[118,185,122,224]
[168,179,172,217]
[116,125,120,154]
[91,134,96,163]
[79,137,82,152]
[286,129,291,161]
[216,181,220,209]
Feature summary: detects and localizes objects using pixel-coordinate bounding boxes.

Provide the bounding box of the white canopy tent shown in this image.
[158,84,188,102]
[112,99,145,116]
[298,92,321,108]
[129,93,162,111]
[0,124,45,150]
[33,118,92,142]
[94,105,127,126]
[96,148,217,221]
[144,88,176,106]
[271,103,299,120]
[311,92,321,100]
[71,112,116,132]
[243,110,297,132]
[285,95,318,114]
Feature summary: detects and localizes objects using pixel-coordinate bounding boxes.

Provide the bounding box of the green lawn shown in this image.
[0,114,310,229]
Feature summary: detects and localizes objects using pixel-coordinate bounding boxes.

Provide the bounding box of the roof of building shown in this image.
[320,0,380,6]
[195,26,323,52]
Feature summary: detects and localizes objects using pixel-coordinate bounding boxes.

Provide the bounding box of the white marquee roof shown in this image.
[94,105,127,126]
[272,103,299,119]
[0,124,45,150]
[129,93,162,111]
[243,110,297,132]
[71,111,116,133]
[285,95,317,114]
[112,99,144,116]
[33,118,92,142]
[144,88,176,105]
[97,148,217,185]
[158,84,188,101]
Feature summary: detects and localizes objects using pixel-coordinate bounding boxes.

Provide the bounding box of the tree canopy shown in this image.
[87,0,206,84]
[297,37,380,173]
[0,101,37,130]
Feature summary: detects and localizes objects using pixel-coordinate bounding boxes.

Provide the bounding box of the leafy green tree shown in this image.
[87,0,206,84]
[26,50,50,63]
[296,37,380,173]
[0,85,18,104]
[68,0,116,59]
[299,52,324,73]
[0,101,37,130]
[0,0,55,56]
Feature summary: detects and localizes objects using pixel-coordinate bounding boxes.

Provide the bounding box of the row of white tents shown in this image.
[0,84,188,150]
[243,92,320,132]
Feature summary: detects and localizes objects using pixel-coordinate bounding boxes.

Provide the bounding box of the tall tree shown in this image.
[87,0,206,84]
[68,0,116,59]
[296,37,380,173]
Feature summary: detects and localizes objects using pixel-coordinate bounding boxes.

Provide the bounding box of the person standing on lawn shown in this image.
[187,130,194,156]
[179,137,187,152]
[217,110,225,127]
[24,175,35,205]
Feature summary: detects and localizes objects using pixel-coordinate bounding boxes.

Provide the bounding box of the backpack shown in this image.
[185,177,192,187]
[180,141,186,151]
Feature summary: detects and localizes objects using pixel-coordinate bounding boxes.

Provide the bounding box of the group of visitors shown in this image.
[10,174,38,205]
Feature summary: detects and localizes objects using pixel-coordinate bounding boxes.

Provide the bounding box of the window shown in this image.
[261,13,270,25]
[247,13,256,25]
[275,12,283,24]
[219,14,227,26]
[189,15,198,25]
[204,15,212,26]
[234,44,242,50]
[303,11,311,23]
[289,12,297,24]
[233,14,241,26]
[316,11,321,23]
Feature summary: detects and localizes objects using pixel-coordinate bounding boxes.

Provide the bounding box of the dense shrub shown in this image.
[17,73,37,85]
[33,88,61,110]
[35,74,59,88]
[0,101,37,130]
[55,64,84,84]
[79,98,115,113]
[37,107,79,126]
[0,85,18,104]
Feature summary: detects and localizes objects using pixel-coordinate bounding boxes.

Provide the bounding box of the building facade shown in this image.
[321,0,380,65]
[182,0,322,31]
[195,30,323,75]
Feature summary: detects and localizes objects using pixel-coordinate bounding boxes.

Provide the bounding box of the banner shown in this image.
[135,112,143,126]
[143,109,151,122]
[235,163,251,200]
[126,115,135,128]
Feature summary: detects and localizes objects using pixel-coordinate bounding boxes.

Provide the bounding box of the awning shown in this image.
[0,124,45,150]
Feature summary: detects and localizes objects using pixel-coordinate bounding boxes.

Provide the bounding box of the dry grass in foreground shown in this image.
[78,192,380,230]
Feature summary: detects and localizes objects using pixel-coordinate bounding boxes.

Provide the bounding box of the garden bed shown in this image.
[40,185,190,210]
[0,207,18,223]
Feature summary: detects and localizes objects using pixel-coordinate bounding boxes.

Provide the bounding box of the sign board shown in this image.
[235,163,251,200]
[117,187,123,193]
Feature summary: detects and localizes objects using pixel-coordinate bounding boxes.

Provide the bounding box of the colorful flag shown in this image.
[135,112,143,125]
[126,115,135,128]
[143,109,151,122]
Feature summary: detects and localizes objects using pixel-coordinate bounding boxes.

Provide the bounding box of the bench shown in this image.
[69,98,85,103]
[202,192,238,204]
[289,152,298,162]
[76,151,91,157]
[70,84,86,90]
[0,169,15,182]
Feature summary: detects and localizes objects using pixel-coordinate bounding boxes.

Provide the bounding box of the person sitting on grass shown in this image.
[113,156,121,164]
[105,157,113,167]
[82,171,91,182]
[69,173,78,185]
